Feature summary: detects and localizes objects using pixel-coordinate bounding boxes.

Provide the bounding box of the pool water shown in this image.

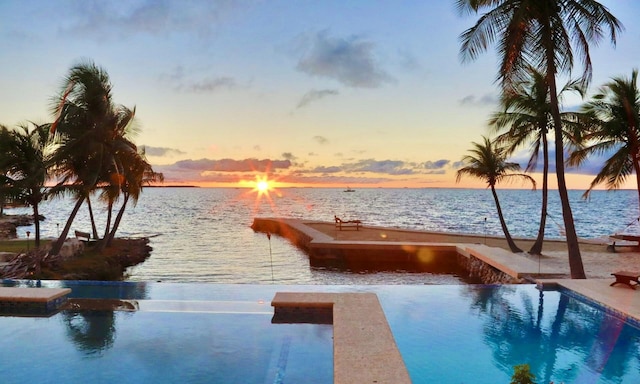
[1,281,639,384]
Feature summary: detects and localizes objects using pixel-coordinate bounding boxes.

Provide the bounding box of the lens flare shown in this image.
[257,180,270,192]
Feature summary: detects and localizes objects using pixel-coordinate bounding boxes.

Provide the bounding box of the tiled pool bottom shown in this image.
[1,281,640,384]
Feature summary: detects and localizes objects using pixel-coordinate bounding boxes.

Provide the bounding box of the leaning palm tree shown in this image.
[456,136,536,253]
[569,69,640,212]
[1,123,52,247]
[457,0,622,278]
[491,67,585,255]
[106,146,163,247]
[49,61,137,255]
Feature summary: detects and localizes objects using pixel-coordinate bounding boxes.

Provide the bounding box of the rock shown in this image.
[0,222,17,239]
[59,238,85,260]
[0,214,44,239]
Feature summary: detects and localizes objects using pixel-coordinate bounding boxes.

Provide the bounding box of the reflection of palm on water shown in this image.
[64,311,116,355]
[464,285,637,383]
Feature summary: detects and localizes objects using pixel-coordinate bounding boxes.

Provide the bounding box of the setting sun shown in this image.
[256,180,270,192]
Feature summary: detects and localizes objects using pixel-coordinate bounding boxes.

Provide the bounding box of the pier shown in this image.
[251,217,566,283]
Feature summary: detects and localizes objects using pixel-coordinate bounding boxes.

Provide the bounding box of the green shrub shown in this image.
[511,364,536,384]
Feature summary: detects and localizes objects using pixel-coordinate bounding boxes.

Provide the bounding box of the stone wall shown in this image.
[456,254,522,284]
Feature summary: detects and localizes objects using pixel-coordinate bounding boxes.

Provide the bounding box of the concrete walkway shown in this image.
[272,292,411,384]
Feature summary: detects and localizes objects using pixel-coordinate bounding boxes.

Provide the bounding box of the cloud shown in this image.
[284,174,391,185]
[185,77,237,93]
[459,93,497,106]
[160,67,239,93]
[142,145,186,157]
[296,89,339,109]
[313,135,328,144]
[345,159,414,175]
[306,166,342,174]
[281,152,296,161]
[173,158,291,172]
[507,146,619,176]
[397,49,422,72]
[451,160,465,169]
[60,0,254,40]
[423,159,450,169]
[296,30,393,88]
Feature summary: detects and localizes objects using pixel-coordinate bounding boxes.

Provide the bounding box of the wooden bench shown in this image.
[334,216,362,231]
[74,230,97,246]
[610,271,640,289]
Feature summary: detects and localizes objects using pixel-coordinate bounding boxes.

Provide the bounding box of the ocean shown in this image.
[5,187,639,284]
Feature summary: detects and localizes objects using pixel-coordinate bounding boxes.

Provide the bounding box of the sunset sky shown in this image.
[1,1,639,189]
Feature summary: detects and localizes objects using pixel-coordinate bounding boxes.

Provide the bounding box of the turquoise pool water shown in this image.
[1,281,639,383]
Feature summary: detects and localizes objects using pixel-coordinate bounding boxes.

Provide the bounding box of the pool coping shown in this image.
[537,278,640,328]
[0,287,72,316]
[272,292,411,384]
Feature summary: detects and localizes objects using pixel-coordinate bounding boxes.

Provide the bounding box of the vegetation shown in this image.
[569,69,640,212]
[0,123,52,247]
[456,136,536,253]
[511,364,536,384]
[0,60,161,259]
[0,240,45,254]
[458,0,622,278]
[491,67,584,255]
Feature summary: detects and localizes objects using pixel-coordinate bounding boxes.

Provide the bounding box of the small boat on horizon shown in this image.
[343,187,355,192]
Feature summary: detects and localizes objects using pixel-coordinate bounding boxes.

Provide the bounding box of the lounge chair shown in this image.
[334,216,362,231]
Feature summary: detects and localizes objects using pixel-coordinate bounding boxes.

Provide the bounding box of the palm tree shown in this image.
[0,125,12,217]
[491,67,584,255]
[457,0,622,278]
[0,123,52,247]
[569,69,640,212]
[105,146,163,247]
[49,61,137,255]
[456,136,536,253]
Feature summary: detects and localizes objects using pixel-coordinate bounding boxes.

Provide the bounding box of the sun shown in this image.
[257,180,270,192]
[251,176,274,196]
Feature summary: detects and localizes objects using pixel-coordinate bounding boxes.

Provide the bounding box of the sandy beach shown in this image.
[306,222,640,279]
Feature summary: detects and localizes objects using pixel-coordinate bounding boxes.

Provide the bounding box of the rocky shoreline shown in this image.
[0,214,152,280]
[0,214,36,238]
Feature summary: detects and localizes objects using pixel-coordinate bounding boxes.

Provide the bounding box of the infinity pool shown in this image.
[1,281,639,383]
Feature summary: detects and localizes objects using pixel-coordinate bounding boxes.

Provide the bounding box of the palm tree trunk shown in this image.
[634,159,640,216]
[50,196,85,255]
[106,193,129,247]
[86,196,99,240]
[544,27,585,279]
[491,185,522,253]
[530,134,549,255]
[97,201,113,253]
[33,203,41,248]
[628,130,640,214]
[550,94,585,278]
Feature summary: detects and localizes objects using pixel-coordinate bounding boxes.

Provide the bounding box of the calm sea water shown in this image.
[6,187,639,284]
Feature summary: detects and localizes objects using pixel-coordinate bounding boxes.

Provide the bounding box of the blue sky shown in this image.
[1,0,638,188]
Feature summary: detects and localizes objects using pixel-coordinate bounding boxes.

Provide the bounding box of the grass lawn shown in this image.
[0,240,50,253]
